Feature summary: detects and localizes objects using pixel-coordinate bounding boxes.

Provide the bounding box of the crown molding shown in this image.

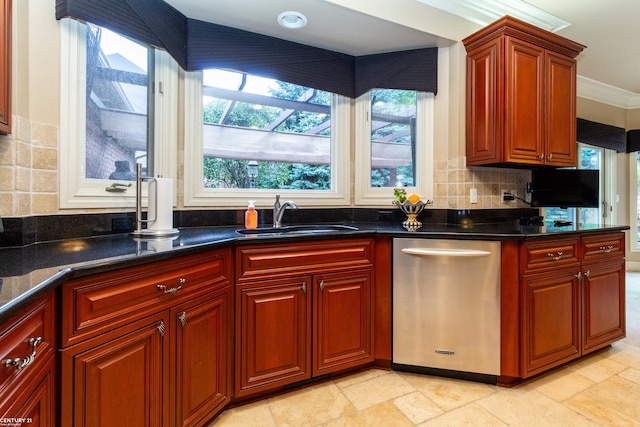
[577,75,640,110]
[417,0,570,32]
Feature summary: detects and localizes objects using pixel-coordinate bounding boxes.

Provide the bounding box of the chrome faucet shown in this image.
[273,195,297,228]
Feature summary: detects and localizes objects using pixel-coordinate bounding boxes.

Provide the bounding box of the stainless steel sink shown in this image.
[236,224,359,235]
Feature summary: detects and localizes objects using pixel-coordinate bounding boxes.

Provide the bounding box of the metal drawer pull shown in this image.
[584,270,591,278]
[3,337,42,371]
[157,278,185,294]
[178,312,187,327]
[599,245,614,253]
[547,251,563,261]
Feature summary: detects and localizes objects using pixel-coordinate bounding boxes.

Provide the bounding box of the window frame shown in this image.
[354,91,434,206]
[59,19,178,209]
[183,70,351,207]
[629,152,640,252]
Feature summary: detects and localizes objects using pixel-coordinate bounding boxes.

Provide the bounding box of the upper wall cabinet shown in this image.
[0,0,11,134]
[463,16,585,167]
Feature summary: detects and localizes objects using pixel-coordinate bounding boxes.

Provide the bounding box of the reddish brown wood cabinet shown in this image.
[463,16,585,167]
[235,239,374,398]
[60,249,233,427]
[0,292,56,426]
[517,233,625,378]
[0,0,11,134]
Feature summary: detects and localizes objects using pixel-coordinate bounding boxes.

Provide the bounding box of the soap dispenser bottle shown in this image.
[245,200,258,229]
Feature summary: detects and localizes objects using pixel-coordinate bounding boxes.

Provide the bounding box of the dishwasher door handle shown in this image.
[400,248,492,257]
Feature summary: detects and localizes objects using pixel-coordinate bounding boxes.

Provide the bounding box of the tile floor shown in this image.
[210,272,640,426]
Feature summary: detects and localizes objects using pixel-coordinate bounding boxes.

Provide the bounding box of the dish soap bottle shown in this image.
[245,200,258,229]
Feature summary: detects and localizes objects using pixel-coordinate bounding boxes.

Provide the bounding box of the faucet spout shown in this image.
[273,195,297,228]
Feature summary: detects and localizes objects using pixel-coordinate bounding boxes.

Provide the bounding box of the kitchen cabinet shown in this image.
[0,292,56,426]
[0,0,10,134]
[517,233,625,378]
[235,238,374,398]
[463,15,585,167]
[60,249,232,427]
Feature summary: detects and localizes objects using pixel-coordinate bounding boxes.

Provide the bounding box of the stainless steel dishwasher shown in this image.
[392,238,501,382]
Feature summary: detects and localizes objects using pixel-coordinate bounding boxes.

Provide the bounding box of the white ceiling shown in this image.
[164,0,640,96]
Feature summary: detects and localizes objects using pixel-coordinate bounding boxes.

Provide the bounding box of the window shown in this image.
[60,20,178,208]
[544,144,615,226]
[631,152,640,250]
[355,89,434,205]
[183,70,350,207]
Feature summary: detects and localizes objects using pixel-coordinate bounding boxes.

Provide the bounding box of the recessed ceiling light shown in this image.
[277,11,307,29]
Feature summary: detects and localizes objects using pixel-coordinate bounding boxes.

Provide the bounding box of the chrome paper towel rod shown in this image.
[133,163,179,238]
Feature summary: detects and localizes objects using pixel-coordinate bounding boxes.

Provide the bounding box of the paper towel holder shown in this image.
[132,163,179,238]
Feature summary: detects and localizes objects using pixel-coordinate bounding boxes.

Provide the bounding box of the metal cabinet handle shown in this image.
[3,337,42,371]
[302,282,306,294]
[539,153,544,160]
[319,280,324,291]
[178,312,187,327]
[157,321,165,337]
[575,272,582,280]
[547,153,553,161]
[547,251,563,261]
[599,245,614,253]
[157,278,185,294]
[584,270,591,278]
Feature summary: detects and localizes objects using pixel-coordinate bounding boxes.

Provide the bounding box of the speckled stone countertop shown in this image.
[0,220,629,323]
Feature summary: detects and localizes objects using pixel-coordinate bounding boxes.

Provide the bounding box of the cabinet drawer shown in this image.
[0,292,55,401]
[236,238,373,282]
[61,249,231,347]
[582,233,625,263]
[520,238,580,273]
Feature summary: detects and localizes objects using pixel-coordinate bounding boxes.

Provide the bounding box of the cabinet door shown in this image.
[545,51,577,166]
[313,271,373,376]
[582,261,626,353]
[236,278,311,397]
[521,270,580,377]
[1,356,55,427]
[466,38,502,165]
[505,37,544,165]
[172,289,231,427]
[60,315,167,427]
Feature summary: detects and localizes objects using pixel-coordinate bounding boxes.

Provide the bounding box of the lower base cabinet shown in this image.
[234,239,375,399]
[60,250,232,427]
[61,290,231,427]
[518,233,626,378]
[0,292,56,427]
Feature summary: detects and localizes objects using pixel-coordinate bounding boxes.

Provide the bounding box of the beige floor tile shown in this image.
[567,352,628,383]
[619,367,640,384]
[340,371,415,410]
[478,387,600,426]
[418,403,507,427]
[333,367,389,389]
[607,342,640,370]
[400,372,497,412]
[393,391,444,424]
[564,392,639,426]
[267,382,355,427]
[209,401,276,426]
[579,375,640,422]
[530,368,595,401]
[323,401,415,427]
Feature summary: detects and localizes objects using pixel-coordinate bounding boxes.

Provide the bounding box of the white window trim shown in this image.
[183,71,351,207]
[59,19,178,209]
[629,153,639,252]
[354,91,434,206]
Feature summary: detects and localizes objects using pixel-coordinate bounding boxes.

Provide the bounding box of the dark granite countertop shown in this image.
[0,220,629,323]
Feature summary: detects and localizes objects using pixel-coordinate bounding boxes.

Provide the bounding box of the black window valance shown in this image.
[577,118,627,152]
[55,0,438,98]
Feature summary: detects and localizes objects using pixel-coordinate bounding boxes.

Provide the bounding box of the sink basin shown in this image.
[236,224,359,235]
